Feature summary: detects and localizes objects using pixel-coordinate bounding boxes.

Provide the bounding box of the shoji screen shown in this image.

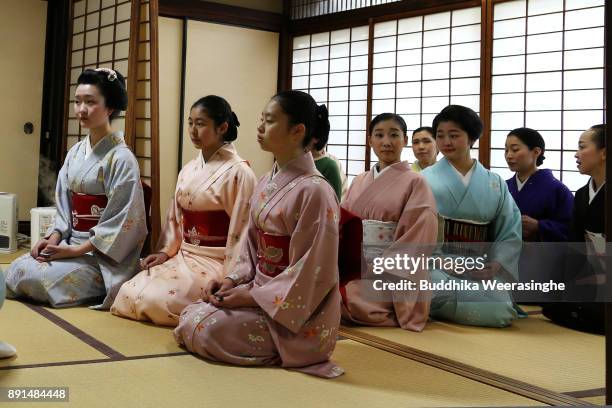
[372,7,481,164]
[292,27,369,183]
[490,0,604,190]
[66,0,132,150]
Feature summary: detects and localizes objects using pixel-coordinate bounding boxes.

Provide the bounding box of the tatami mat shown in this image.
[0,300,106,368]
[581,396,605,405]
[2,341,544,407]
[342,315,604,394]
[46,307,183,357]
[0,248,27,264]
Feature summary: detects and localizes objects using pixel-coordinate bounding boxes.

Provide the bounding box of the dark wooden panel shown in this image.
[159,0,282,32]
[289,0,479,35]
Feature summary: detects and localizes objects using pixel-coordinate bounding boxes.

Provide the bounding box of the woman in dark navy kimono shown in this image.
[542,124,606,334]
[504,128,574,303]
[505,128,573,242]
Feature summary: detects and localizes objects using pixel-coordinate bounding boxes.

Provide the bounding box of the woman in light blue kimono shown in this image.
[422,105,525,327]
[5,68,147,309]
[0,268,17,358]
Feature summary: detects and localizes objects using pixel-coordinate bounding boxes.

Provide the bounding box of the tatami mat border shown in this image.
[339,327,590,407]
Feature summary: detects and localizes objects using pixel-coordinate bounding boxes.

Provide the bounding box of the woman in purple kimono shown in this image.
[174,91,343,378]
[504,127,573,242]
[504,128,574,302]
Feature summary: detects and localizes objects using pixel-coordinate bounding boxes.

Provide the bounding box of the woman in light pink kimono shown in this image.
[111,96,256,326]
[174,91,343,378]
[340,113,438,332]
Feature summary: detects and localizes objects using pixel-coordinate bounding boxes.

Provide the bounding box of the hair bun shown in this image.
[231,111,240,127]
[316,104,329,121]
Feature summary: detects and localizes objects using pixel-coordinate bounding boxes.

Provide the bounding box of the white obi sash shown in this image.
[362,219,398,265]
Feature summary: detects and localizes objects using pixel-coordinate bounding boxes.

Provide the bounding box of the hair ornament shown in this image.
[95,67,117,82]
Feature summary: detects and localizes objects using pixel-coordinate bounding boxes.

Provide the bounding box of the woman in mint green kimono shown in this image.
[422,105,525,327]
[5,68,147,309]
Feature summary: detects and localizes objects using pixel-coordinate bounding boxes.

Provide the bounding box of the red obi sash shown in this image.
[71,192,108,232]
[182,208,230,247]
[256,229,290,277]
[338,207,363,304]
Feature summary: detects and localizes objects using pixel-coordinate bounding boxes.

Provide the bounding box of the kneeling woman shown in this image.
[111,96,256,326]
[422,105,525,327]
[340,113,438,331]
[6,68,147,309]
[174,91,343,377]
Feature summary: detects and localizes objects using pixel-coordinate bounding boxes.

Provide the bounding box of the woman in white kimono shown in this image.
[111,96,257,326]
[5,68,147,309]
[422,105,525,327]
[0,269,17,358]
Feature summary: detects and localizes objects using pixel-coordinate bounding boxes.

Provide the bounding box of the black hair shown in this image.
[432,105,483,145]
[412,126,434,138]
[191,95,240,142]
[272,90,329,149]
[369,113,408,136]
[588,124,606,149]
[507,127,546,167]
[76,68,127,122]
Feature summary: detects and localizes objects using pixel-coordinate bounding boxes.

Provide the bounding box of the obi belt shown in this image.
[71,192,108,232]
[182,208,230,247]
[338,208,398,285]
[440,215,490,257]
[256,229,290,278]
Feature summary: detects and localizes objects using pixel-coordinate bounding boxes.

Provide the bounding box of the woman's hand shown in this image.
[209,284,257,309]
[31,232,61,260]
[203,277,235,302]
[36,239,94,262]
[37,244,80,262]
[140,252,169,270]
[469,261,501,281]
[521,215,539,241]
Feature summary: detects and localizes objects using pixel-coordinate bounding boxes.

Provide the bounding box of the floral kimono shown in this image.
[111,144,256,326]
[6,132,147,309]
[174,152,343,378]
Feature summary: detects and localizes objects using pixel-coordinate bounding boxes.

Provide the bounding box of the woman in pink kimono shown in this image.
[174,91,343,378]
[111,96,257,326]
[340,113,438,332]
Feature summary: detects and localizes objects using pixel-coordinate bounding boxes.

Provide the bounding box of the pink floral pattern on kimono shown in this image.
[174,152,343,378]
[111,144,256,326]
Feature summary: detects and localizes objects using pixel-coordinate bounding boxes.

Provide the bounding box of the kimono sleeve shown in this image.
[157,166,188,257]
[491,174,522,280]
[157,197,182,257]
[220,163,257,274]
[537,184,574,242]
[226,212,258,285]
[47,145,78,241]
[89,147,148,263]
[250,179,340,334]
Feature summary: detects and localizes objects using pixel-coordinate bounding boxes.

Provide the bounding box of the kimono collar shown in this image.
[369,160,410,181]
[589,178,606,204]
[434,158,482,205]
[198,143,236,167]
[271,152,317,183]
